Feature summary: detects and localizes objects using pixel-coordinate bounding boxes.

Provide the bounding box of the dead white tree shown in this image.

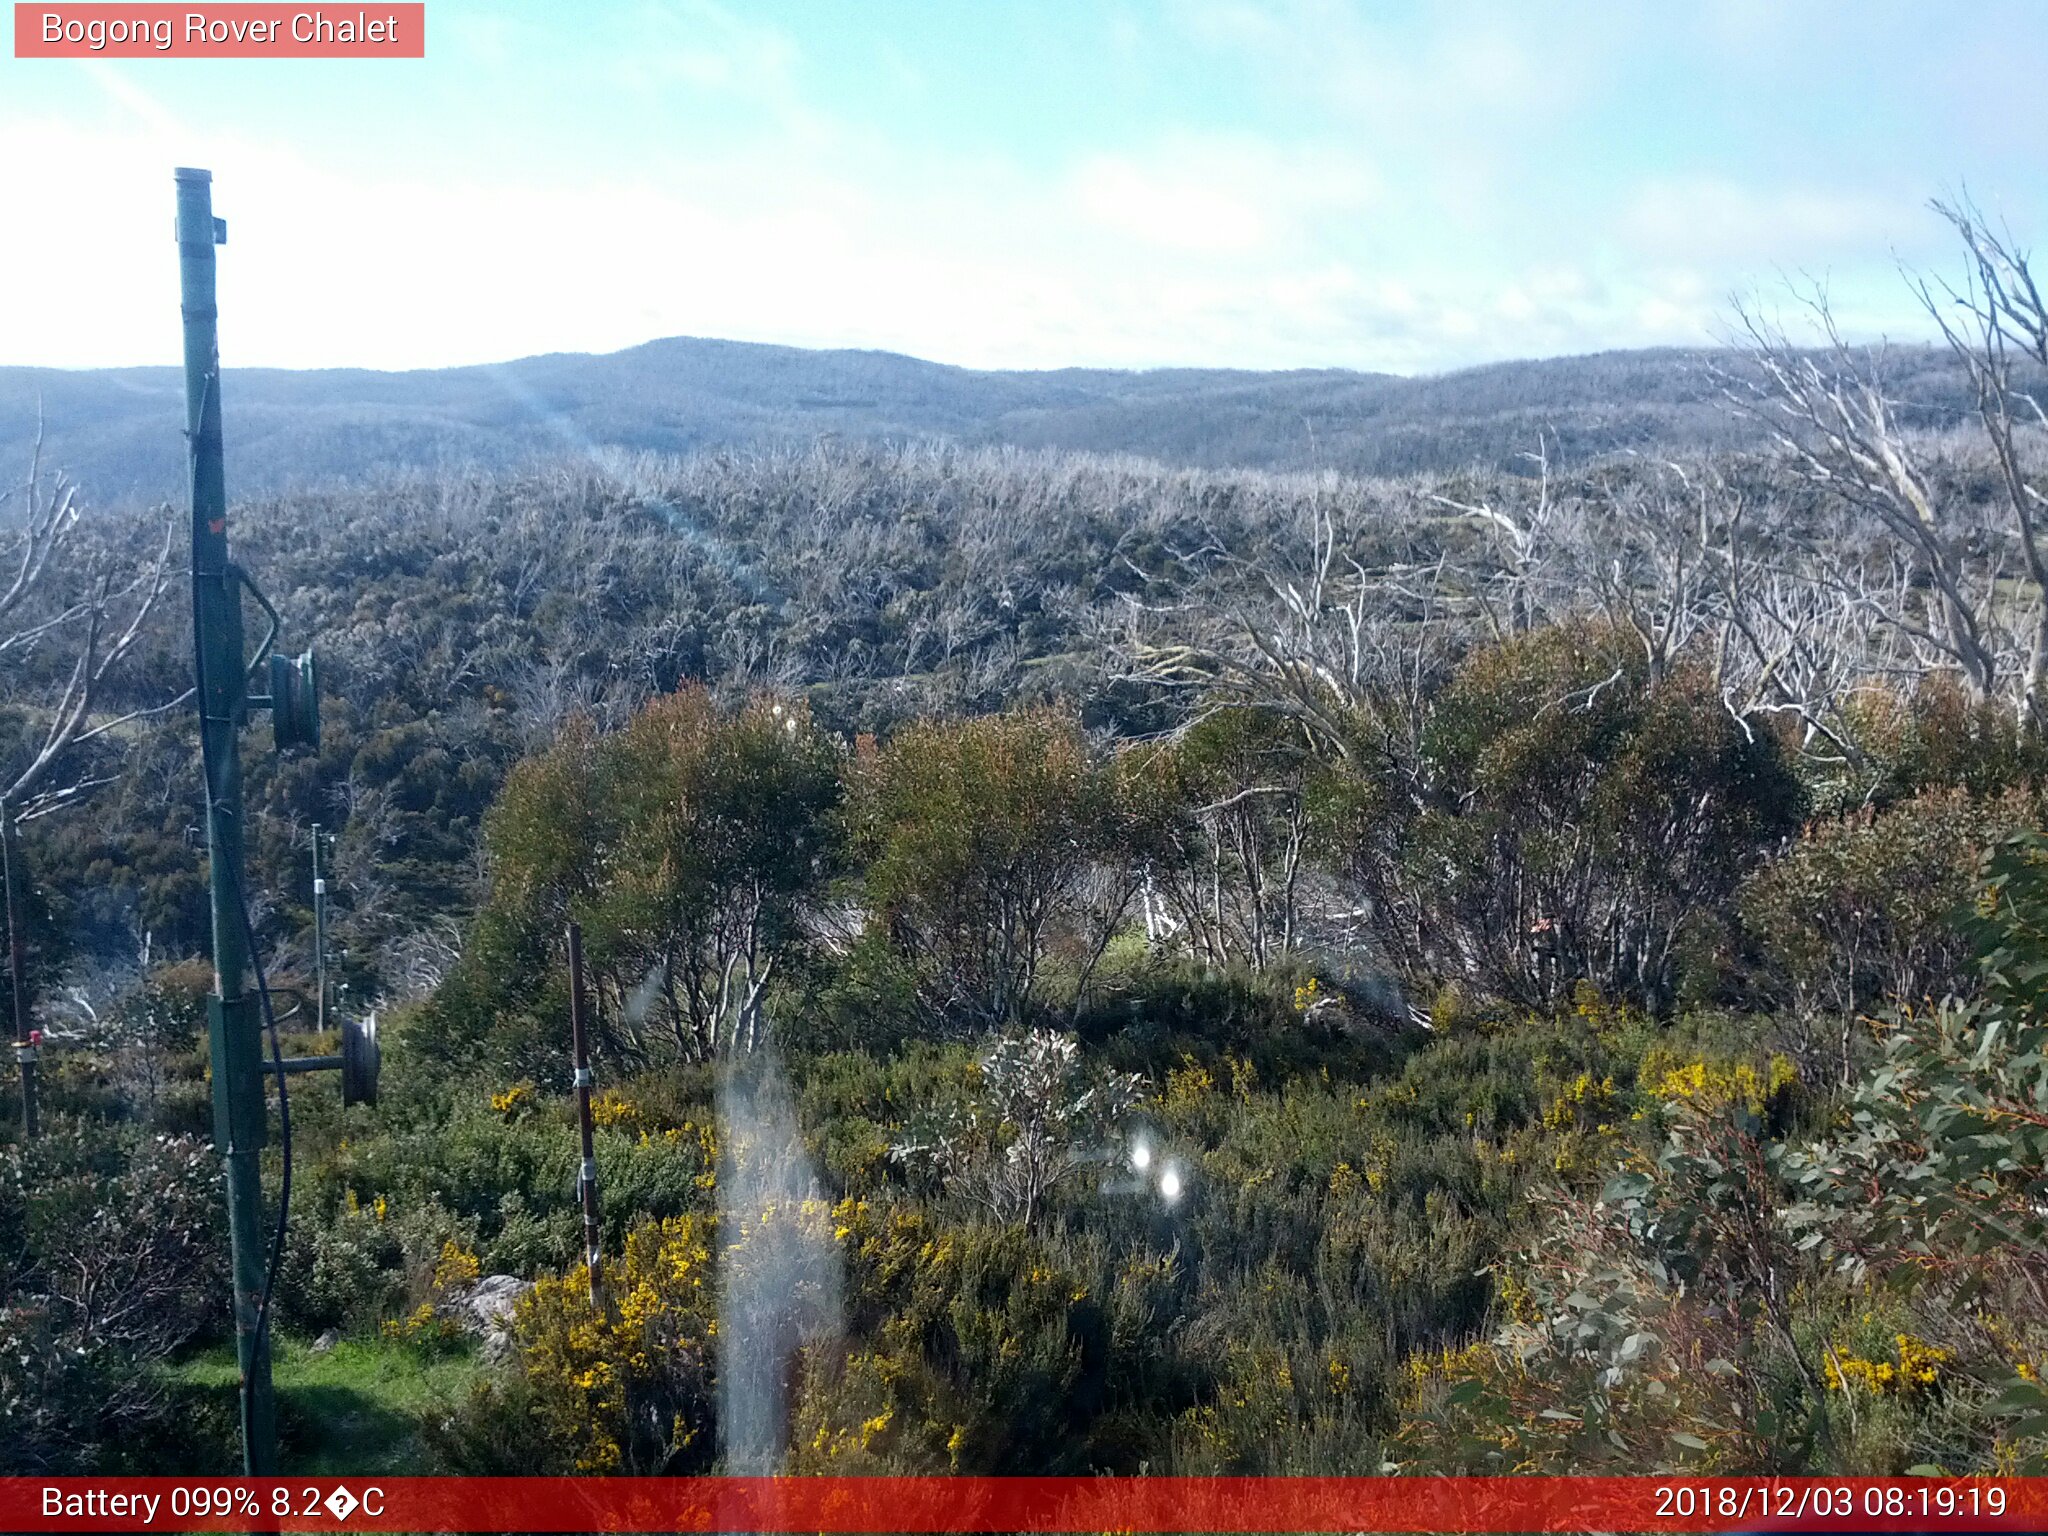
[1913,193,2048,726]
[0,422,178,1136]
[1111,480,1457,766]
[1720,291,2015,712]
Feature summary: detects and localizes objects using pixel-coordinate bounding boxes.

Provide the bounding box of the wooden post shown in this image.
[567,922,603,1309]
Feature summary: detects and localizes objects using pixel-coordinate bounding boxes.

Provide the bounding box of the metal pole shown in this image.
[311,823,326,1036]
[4,809,39,1140]
[178,165,275,1476]
[567,922,603,1310]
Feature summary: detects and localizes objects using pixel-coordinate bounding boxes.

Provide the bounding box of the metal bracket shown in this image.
[208,995,267,1154]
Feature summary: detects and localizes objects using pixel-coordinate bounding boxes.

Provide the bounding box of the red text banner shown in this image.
[14,4,424,58]
[4,1476,2047,1533]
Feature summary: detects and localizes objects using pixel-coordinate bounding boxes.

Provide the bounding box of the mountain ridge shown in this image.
[0,334,1964,502]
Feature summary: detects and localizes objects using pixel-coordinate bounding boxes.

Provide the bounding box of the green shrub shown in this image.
[1741,786,2039,1023]
[1124,705,1319,973]
[0,1123,226,1472]
[1329,623,1803,1011]
[850,708,1139,1030]
[1824,674,2048,812]
[420,687,842,1073]
[278,1199,409,1333]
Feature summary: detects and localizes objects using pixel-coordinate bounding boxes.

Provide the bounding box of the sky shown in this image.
[3,0,2045,375]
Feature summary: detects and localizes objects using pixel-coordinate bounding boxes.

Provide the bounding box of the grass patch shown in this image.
[162,1333,486,1475]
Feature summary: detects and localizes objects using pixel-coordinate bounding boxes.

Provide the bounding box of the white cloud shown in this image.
[1176,0,1611,137]
[0,3,1972,378]
[1068,134,1375,257]
[0,114,1909,376]
[1620,177,1911,265]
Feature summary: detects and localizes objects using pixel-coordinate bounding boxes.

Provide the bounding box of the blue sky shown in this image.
[4,0,2044,373]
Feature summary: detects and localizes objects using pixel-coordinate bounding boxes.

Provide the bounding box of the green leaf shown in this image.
[1669,1431,1709,1451]
[1992,1378,2048,1415]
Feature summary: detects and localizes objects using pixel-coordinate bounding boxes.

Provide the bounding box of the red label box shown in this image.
[14,3,424,57]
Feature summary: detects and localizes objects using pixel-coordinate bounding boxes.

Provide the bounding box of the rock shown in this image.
[309,1328,342,1354]
[461,1273,531,1331]
[452,1273,532,1363]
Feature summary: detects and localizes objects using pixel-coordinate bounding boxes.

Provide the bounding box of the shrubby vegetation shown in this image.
[0,1122,226,1470]
[4,199,2047,1476]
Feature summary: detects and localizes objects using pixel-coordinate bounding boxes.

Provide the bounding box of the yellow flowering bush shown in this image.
[1163,1056,1214,1108]
[789,1195,1132,1475]
[1824,1334,1950,1397]
[1637,1048,1797,1119]
[489,1081,535,1117]
[382,1301,460,1346]
[1540,1071,1620,1132]
[432,1239,482,1291]
[588,1090,642,1130]
[508,1214,717,1474]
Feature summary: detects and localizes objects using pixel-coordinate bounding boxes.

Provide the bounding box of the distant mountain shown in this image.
[0,335,1973,503]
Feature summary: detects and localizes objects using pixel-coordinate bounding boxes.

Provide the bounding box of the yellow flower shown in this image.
[1164,1057,1214,1107]
[589,1091,641,1129]
[433,1239,481,1291]
[490,1081,535,1116]
[1825,1335,1947,1396]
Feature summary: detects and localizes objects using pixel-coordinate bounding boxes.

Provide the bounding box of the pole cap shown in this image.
[174,166,213,183]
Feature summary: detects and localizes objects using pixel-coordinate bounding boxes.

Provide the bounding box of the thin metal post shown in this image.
[4,809,39,1140]
[311,823,326,1035]
[567,922,603,1309]
[178,165,274,1476]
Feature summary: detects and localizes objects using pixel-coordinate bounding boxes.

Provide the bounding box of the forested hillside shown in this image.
[2,216,2046,1482]
[0,338,1981,501]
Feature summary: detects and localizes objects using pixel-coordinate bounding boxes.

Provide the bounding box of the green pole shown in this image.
[4,810,39,1141]
[177,165,275,1476]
